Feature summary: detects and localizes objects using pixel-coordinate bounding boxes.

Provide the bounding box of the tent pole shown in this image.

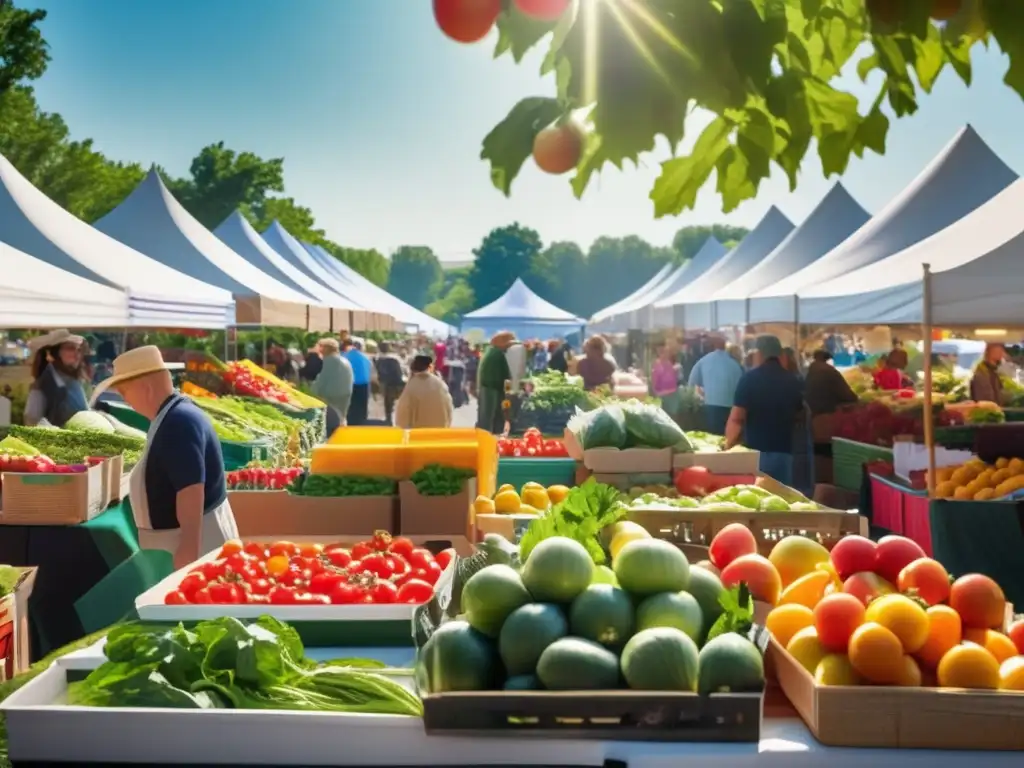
[793,295,799,354]
[921,264,936,498]
[262,327,268,367]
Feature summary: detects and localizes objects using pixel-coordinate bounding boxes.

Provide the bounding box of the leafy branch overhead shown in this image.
[434,0,1020,216]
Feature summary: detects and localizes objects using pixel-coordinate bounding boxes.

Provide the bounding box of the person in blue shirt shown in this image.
[687,337,744,436]
[343,339,373,425]
[725,335,805,487]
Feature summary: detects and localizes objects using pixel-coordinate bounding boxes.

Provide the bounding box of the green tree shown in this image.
[426,277,475,325]
[469,223,543,308]
[248,196,325,242]
[322,244,390,288]
[471,1,1007,216]
[672,225,750,262]
[580,236,673,318]
[387,246,444,310]
[528,240,587,314]
[0,2,48,94]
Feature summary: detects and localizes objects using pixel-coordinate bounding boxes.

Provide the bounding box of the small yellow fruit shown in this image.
[522,487,551,510]
[498,484,516,494]
[522,481,544,492]
[547,484,570,504]
[786,626,828,674]
[472,495,495,516]
[494,489,521,515]
[815,654,861,686]
[609,521,651,560]
[518,504,540,516]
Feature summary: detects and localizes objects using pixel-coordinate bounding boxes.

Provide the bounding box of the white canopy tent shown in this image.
[0,153,233,328]
[588,262,674,331]
[656,207,795,330]
[95,171,312,329]
[799,178,1024,327]
[0,241,129,328]
[301,242,454,337]
[644,238,730,331]
[748,125,1018,325]
[711,183,869,328]
[461,278,584,339]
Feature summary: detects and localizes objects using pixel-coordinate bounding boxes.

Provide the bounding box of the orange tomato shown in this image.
[219,539,243,558]
[998,656,1024,691]
[864,594,930,654]
[268,540,300,558]
[949,574,1006,629]
[937,643,1000,689]
[897,557,951,606]
[778,570,831,609]
[895,655,923,687]
[848,622,905,684]
[265,555,290,577]
[963,629,1019,663]
[766,604,815,648]
[720,553,782,605]
[299,543,324,558]
[814,593,866,653]
[1007,619,1024,655]
[916,605,962,669]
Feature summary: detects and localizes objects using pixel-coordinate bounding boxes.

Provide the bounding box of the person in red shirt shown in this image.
[434,341,448,379]
[873,349,910,390]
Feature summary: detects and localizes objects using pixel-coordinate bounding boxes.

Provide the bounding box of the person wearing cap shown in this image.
[725,335,805,486]
[91,346,238,568]
[477,331,516,433]
[24,330,90,428]
[394,354,453,429]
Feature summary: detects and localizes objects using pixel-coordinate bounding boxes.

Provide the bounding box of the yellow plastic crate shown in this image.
[328,426,406,446]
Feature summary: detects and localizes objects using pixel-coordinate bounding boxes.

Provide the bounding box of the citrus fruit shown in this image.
[609,522,651,560]
[786,626,828,674]
[848,622,905,684]
[895,655,923,687]
[493,489,521,514]
[864,594,930,654]
[769,536,830,588]
[766,604,815,648]
[473,495,496,516]
[720,553,782,605]
[813,593,865,653]
[937,643,1000,689]
[963,628,1019,663]
[709,523,757,569]
[498,483,515,493]
[1008,619,1024,654]
[547,484,570,504]
[521,486,550,510]
[814,654,861,686]
[897,558,951,606]
[522,537,594,603]
[778,569,831,608]
[998,655,1024,690]
[532,122,584,175]
[915,605,962,669]
[522,481,544,492]
[949,574,1006,629]
[614,539,690,596]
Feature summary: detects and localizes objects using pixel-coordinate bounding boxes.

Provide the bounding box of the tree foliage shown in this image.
[673,224,750,260]
[468,222,544,307]
[387,246,444,310]
[476,0,1019,216]
[0,1,48,94]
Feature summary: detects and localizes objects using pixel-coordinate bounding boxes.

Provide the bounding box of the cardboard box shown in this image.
[673,450,760,474]
[0,464,106,525]
[583,447,673,474]
[229,490,397,538]
[0,567,36,681]
[399,479,476,538]
[101,455,125,506]
[475,513,537,543]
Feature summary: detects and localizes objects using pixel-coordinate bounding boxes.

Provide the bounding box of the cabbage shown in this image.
[566,405,627,450]
[619,400,689,450]
[65,411,115,433]
[99,412,147,439]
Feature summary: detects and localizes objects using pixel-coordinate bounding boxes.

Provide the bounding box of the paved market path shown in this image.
[368,394,478,428]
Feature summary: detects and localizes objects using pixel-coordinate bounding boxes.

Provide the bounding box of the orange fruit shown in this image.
[778,570,831,609]
[897,558,951,606]
[915,605,962,669]
[1007,619,1024,654]
[937,643,1000,689]
[766,604,815,648]
[848,622,905,684]
[998,656,1024,691]
[865,594,930,654]
[895,655,923,687]
[532,123,584,175]
[963,628,1019,663]
[720,554,783,605]
[786,626,828,674]
[813,593,866,653]
[769,536,829,588]
[949,574,1006,629]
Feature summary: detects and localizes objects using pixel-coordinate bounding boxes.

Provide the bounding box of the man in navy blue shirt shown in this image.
[724,335,804,486]
[343,339,373,425]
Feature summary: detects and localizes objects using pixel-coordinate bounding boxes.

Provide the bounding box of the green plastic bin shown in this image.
[104,401,151,432]
[832,437,893,491]
[496,457,577,490]
[221,439,274,470]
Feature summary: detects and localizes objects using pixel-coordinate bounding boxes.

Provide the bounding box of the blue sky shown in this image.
[29,0,1024,262]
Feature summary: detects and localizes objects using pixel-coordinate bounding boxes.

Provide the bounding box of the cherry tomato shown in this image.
[199,562,226,581]
[219,539,243,558]
[268,540,300,558]
[388,537,416,560]
[434,548,456,571]
[178,572,207,597]
[299,543,324,558]
[192,587,213,604]
[309,572,343,595]
[350,541,373,560]
[268,586,297,605]
[208,582,243,604]
[397,579,434,604]
[385,555,408,576]
[266,555,290,577]
[368,581,399,604]
[225,553,253,573]
[326,548,352,568]
[164,590,189,605]
[243,542,268,559]
[276,567,309,589]
[356,553,393,579]
[249,578,273,596]
[330,582,363,604]
[423,561,443,585]
[407,548,435,570]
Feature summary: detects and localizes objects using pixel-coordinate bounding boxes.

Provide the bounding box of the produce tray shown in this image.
[831,438,893,491]
[220,438,275,471]
[496,457,577,490]
[672,450,760,475]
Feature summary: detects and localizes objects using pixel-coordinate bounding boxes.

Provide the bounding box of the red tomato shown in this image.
[434,548,456,571]
[208,582,243,604]
[198,562,226,581]
[356,553,393,579]
[309,572,343,595]
[423,561,443,585]
[219,539,243,558]
[514,0,571,22]
[407,548,435,570]
[249,578,273,596]
[368,581,399,604]
[397,579,434,604]
[268,586,297,605]
[248,594,270,604]
[350,541,373,560]
[325,548,352,568]
[432,0,500,44]
[388,537,416,560]
[178,572,207,597]
[243,542,268,559]
[192,587,213,604]
[330,582,363,604]
[293,592,331,606]
[268,540,300,558]
[164,590,189,605]
[224,553,253,573]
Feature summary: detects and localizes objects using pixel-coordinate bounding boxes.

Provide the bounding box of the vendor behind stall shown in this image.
[971,342,1007,405]
[91,346,238,569]
[24,329,90,427]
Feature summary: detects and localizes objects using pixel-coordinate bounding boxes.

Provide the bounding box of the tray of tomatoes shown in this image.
[497,427,569,458]
[135,531,455,622]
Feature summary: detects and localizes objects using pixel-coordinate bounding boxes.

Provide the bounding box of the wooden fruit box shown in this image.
[769,637,1024,750]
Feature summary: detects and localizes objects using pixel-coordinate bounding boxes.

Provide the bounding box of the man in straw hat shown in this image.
[476,331,517,434]
[91,346,238,568]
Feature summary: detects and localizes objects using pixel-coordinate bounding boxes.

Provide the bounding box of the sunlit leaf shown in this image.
[480,97,564,196]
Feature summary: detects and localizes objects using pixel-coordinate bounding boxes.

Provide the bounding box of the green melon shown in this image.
[418,621,498,692]
[461,564,532,637]
[613,539,690,597]
[504,674,542,690]
[499,603,568,676]
[685,566,726,638]
[620,627,699,691]
[634,591,703,643]
[522,537,593,603]
[569,584,635,649]
[698,633,765,695]
[536,637,620,690]
[591,565,619,585]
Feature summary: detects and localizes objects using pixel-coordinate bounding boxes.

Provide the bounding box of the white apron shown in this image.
[130,396,238,557]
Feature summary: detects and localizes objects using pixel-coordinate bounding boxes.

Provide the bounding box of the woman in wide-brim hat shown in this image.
[24,329,90,428]
[476,331,518,434]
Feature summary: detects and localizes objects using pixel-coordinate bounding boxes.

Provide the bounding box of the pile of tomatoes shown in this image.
[497,427,568,458]
[223,363,290,403]
[226,465,303,491]
[163,532,454,607]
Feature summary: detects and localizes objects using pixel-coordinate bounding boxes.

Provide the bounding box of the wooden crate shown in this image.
[0,464,105,525]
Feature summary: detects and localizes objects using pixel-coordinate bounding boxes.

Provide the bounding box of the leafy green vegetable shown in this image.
[409,464,475,496]
[619,400,689,450]
[2,425,144,464]
[0,566,23,598]
[289,473,396,497]
[566,404,627,450]
[68,616,422,715]
[519,478,624,565]
[65,411,116,434]
[706,584,754,644]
